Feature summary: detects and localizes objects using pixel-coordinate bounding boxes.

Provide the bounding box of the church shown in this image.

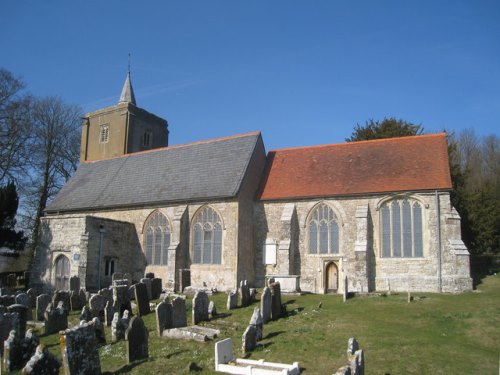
[30,73,473,295]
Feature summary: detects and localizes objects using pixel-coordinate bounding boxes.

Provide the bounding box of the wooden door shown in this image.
[55,255,70,290]
[326,262,338,292]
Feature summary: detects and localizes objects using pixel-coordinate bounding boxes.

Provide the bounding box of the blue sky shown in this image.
[1,1,499,151]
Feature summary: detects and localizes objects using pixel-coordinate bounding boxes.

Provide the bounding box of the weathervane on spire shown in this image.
[128,52,131,75]
[119,53,136,105]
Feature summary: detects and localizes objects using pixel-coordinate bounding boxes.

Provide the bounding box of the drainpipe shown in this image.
[98,225,105,290]
[435,191,442,292]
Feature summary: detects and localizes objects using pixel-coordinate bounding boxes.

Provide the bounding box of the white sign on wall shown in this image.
[264,238,277,265]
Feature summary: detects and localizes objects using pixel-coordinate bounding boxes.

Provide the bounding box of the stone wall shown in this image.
[256,191,472,293]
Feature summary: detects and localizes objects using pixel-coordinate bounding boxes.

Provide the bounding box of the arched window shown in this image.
[192,206,223,264]
[54,255,70,290]
[380,199,423,258]
[308,204,339,254]
[143,211,171,265]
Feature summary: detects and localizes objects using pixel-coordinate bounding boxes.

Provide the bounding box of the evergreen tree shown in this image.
[346,117,424,142]
[0,181,26,250]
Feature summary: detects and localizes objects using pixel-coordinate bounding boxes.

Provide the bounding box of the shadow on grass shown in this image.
[284,299,296,305]
[166,349,190,359]
[102,358,147,374]
[263,330,285,340]
[470,254,500,289]
[213,312,231,319]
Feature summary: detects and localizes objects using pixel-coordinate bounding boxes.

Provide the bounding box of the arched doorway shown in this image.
[54,255,70,290]
[325,262,338,293]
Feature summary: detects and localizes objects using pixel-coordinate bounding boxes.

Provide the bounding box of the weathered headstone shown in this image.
[0,312,20,355]
[242,325,258,354]
[226,291,238,310]
[0,295,15,306]
[70,289,86,311]
[192,291,209,325]
[156,300,172,337]
[69,276,80,292]
[104,300,114,326]
[26,289,37,309]
[52,291,70,314]
[208,300,217,318]
[171,296,187,328]
[111,312,124,342]
[145,272,154,279]
[36,294,51,322]
[343,276,348,303]
[79,306,92,322]
[112,272,124,282]
[249,288,257,304]
[15,293,33,321]
[260,287,272,323]
[140,278,152,300]
[44,302,68,335]
[92,317,106,345]
[7,274,17,288]
[269,281,282,321]
[112,285,132,315]
[89,294,107,320]
[249,307,263,341]
[22,344,61,374]
[125,316,149,363]
[133,283,150,316]
[7,304,27,337]
[239,280,251,307]
[151,278,162,299]
[60,321,101,375]
[2,328,39,372]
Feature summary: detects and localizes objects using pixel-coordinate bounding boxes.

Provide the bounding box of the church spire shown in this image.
[118,55,136,105]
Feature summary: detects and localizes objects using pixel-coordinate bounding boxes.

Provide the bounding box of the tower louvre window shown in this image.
[99,124,110,144]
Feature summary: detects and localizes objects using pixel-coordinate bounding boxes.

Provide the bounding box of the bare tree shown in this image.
[23,96,82,249]
[0,68,33,183]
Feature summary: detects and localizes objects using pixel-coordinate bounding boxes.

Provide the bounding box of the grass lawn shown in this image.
[22,273,500,374]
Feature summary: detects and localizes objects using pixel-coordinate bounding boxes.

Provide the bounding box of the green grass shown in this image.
[20,274,500,374]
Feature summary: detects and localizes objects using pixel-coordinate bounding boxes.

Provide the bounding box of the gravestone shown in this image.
[125,316,149,363]
[0,312,20,355]
[52,291,70,314]
[208,300,217,318]
[89,294,107,320]
[104,301,114,326]
[242,325,258,354]
[151,278,162,299]
[7,274,17,288]
[60,321,101,375]
[260,287,272,323]
[226,291,238,310]
[36,294,51,322]
[239,280,251,307]
[26,289,37,309]
[156,300,172,337]
[269,281,282,321]
[22,344,61,374]
[140,278,152,300]
[70,289,86,311]
[79,306,92,322]
[0,295,15,307]
[133,283,150,316]
[112,285,132,315]
[44,302,68,335]
[112,272,123,282]
[249,288,257,304]
[343,276,348,303]
[171,296,187,328]
[123,273,132,286]
[121,310,131,331]
[192,291,209,325]
[249,307,263,341]
[2,328,39,372]
[15,293,33,320]
[7,304,27,337]
[69,276,80,292]
[145,272,154,279]
[92,317,106,345]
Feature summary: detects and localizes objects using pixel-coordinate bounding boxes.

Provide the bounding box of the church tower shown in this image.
[80,72,169,162]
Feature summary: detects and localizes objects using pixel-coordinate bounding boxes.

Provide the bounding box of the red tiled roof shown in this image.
[257,133,452,200]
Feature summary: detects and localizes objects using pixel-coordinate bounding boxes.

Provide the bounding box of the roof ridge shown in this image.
[82,131,262,164]
[268,132,447,153]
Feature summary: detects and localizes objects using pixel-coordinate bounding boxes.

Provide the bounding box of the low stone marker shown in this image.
[44,302,68,335]
[22,344,61,374]
[269,281,282,321]
[192,291,209,325]
[36,294,51,322]
[260,287,272,323]
[60,321,101,375]
[242,325,258,354]
[249,307,263,342]
[133,283,150,316]
[171,296,187,328]
[249,288,257,304]
[125,316,149,363]
[226,291,238,310]
[333,338,365,375]
[208,300,217,318]
[162,325,219,342]
[111,311,130,342]
[239,280,251,307]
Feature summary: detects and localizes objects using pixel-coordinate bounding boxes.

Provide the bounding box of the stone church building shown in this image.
[31,74,473,294]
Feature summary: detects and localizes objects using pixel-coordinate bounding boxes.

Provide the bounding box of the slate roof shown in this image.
[46,132,263,213]
[258,133,452,201]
